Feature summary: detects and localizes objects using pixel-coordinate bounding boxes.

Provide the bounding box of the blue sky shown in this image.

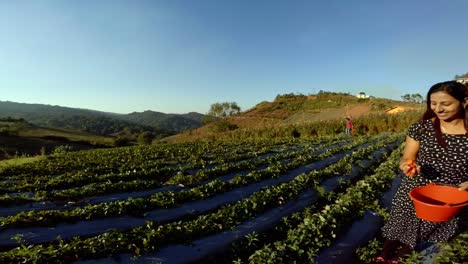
[1,0,467,114]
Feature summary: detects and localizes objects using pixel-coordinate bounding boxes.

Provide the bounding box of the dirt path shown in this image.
[284,105,373,124]
[346,105,373,118]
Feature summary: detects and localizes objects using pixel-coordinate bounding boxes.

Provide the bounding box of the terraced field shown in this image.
[0,133,466,263]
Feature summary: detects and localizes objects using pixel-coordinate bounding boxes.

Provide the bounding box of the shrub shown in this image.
[212,120,239,132]
[137,132,155,145]
[52,145,74,155]
[113,136,132,147]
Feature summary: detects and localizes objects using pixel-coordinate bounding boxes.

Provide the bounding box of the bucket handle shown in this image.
[448,200,468,207]
[425,182,468,207]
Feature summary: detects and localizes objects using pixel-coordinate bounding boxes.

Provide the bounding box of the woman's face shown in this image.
[430,91,462,121]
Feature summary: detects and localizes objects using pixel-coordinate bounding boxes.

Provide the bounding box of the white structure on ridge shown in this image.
[455,76,468,84]
[356,92,369,98]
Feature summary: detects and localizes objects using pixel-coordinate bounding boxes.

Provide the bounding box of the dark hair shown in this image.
[421,81,468,147]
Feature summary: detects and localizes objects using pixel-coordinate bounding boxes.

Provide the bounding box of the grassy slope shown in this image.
[0,156,44,171]
[17,126,114,146]
[0,122,114,158]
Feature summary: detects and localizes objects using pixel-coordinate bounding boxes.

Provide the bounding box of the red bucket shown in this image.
[409,183,468,222]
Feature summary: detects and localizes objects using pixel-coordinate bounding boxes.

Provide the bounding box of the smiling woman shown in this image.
[374,81,468,263]
[430,91,467,135]
[426,81,468,146]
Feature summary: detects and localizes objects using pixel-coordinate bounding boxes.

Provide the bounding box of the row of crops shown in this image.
[0,133,466,263]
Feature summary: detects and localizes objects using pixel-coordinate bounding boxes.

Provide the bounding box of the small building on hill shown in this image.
[455,77,468,84]
[356,92,369,99]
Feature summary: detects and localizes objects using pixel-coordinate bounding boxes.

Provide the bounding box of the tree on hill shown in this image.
[401,93,423,103]
[274,93,306,101]
[202,102,241,124]
[454,72,468,78]
[0,117,27,123]
[317,90,351,96]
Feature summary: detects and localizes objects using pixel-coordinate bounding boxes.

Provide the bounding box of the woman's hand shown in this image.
[458,181,468,191]
[399,159,420,177]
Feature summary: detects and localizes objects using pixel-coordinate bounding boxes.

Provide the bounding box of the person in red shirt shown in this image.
[345,116,353,135]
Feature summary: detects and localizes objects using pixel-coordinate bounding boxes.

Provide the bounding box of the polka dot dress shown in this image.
[382,119,468,248]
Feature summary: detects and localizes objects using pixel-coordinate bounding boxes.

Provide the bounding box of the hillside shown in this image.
[0,101,204,136]
[234,92,420,125]
[162,92,422,143]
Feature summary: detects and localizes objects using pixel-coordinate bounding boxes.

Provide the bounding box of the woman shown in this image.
[376,81,468,263]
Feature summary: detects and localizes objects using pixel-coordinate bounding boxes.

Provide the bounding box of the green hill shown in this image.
[0,101,205,136]
[123,110,204,133]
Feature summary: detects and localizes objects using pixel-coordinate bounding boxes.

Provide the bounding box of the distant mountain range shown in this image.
[0,101,205,137]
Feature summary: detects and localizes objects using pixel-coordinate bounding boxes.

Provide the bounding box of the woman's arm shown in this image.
[459,181,468,191]
[399,136,421,176]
